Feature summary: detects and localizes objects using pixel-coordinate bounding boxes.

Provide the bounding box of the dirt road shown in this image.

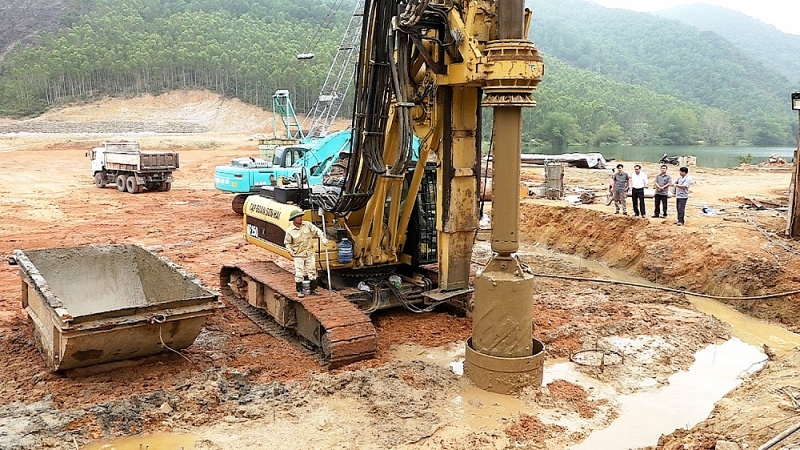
[0,91,798,449]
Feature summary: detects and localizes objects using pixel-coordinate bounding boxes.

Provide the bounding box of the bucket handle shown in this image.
[149,313,167,324]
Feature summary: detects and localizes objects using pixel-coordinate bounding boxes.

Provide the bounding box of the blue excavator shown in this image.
[214,129,352,215]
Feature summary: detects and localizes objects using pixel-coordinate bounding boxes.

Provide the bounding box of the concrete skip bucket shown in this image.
[13,244,224,372]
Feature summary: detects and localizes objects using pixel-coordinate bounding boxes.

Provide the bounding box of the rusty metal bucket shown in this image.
[14,244,223,372]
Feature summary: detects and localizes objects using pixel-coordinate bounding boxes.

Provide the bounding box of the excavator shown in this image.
[221,0,545,393]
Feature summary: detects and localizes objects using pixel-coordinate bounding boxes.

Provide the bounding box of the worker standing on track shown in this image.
[284,209,328,297]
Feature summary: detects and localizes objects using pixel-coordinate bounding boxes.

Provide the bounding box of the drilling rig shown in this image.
[222,0,545,393]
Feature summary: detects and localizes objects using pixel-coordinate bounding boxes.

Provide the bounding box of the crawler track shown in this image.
[220,261,377,368]
[222,286,323,363]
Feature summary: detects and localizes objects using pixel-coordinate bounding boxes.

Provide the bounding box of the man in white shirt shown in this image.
[630,164,648,218]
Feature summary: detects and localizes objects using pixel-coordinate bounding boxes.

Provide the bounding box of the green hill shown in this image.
[655,4,800,83]
[0,0,796,146]
[528,0,790,115]
[524,0,797,145]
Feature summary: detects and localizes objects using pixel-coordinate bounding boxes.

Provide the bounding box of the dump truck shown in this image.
[13,244,223,372]
[88,142,179,193]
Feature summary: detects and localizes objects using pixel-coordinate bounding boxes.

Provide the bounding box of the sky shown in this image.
[589,1,800,35]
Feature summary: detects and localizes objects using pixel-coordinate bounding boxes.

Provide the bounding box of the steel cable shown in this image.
[528,272,800,301]
[320,0,432,213]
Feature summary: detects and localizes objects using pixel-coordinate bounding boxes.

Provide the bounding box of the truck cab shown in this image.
[88,142,140,176]
[88,147,105,175]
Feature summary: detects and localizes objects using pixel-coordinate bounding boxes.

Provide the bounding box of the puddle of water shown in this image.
[391,236,797,449]
[689,295,800,355]
[389,342,466,374]
[444,385,527,430]
[390,339,764,449]
[82,433,197,450]
[570,338,765,450]
[544,358,620,392]
[389,342,527,430]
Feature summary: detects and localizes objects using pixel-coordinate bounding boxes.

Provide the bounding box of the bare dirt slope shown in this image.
[0,0,73,62]
[0,90,798,449]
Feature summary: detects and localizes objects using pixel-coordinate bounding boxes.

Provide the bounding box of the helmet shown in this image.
[289,209,305,220]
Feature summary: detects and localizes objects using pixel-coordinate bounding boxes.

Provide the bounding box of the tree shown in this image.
[658,109,699,145]
[593,122,623,146]
[702,109,733,145]
[626,121,651,145]
[540,112,581,147]
[751,117,792,146]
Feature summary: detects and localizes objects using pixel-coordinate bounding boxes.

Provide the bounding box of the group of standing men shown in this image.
[608,163,691,226]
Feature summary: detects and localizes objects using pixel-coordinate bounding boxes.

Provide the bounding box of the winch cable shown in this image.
[479,129,494,220]
[508,269,800,301]
[297,0,348,59]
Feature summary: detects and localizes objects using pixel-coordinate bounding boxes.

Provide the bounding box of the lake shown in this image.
[527,145,797,169]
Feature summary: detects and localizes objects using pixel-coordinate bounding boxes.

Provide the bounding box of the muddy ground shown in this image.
[0,91,798,449]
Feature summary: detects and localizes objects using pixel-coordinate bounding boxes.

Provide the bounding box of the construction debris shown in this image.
[520,152,610,169]
[741,198,787,210]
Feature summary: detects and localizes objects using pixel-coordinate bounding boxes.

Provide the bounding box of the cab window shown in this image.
[272,148,283,166]
[283,148,306,167]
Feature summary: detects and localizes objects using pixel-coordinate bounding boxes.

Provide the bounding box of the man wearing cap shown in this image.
[284,209,328,297]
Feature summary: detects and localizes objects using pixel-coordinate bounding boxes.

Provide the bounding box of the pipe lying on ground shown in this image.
[758,419,800,450]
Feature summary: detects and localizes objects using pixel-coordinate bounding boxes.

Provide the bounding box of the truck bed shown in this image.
[104,151,179,172]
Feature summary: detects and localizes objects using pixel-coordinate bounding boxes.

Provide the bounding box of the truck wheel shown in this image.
[94,173,107,188]
[158,182,172,192]
[116,175,127,192]
[126,176,141,194]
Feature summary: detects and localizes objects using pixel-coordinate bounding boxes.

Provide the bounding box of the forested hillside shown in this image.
[526,58,714,147]
[529,0,790,115]
[526,0,797,146]
[0,0,344,116]
[655,4,800,82]
[0,0,796,146]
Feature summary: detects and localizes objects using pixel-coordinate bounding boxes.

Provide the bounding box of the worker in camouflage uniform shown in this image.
[284,209,328,297]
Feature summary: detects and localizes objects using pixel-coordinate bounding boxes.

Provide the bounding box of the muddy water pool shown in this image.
[521,244,800,355]
[444,243,797,447]
[82,432,198,449]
